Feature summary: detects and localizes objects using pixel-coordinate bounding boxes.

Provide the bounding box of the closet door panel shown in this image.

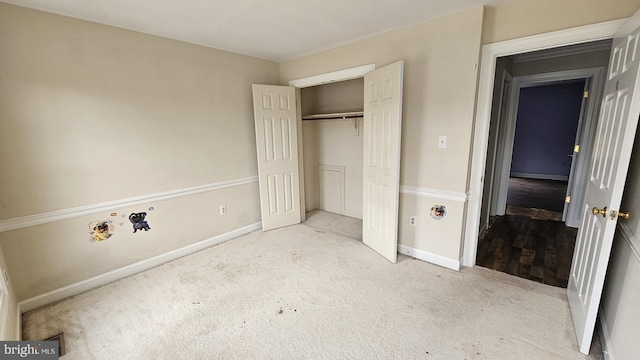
[362,61,404,263]
[252,84,302,230]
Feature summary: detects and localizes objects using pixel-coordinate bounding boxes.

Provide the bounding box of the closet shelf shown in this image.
[302,111,363,121]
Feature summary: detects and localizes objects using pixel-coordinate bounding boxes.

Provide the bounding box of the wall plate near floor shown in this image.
[44,333,65,356]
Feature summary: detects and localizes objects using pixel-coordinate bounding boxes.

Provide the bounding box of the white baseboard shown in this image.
[510,172,569,181]
[18,222,262,313]
[398,244,460,271]
[599,310,614,360]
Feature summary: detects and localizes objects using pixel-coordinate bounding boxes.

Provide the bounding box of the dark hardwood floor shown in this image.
[477,215,577,288]
[480,177,577,287]
[507,177,568,212]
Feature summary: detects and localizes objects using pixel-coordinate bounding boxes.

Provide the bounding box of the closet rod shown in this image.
[302,111,363,121]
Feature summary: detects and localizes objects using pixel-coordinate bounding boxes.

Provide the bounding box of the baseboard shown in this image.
[398,244,460,271]
[599,310,614,360]
[18,222,262,313]
[510,172,569,181]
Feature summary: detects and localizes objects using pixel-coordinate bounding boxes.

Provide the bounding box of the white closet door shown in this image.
[568,9,640,354]
[362,61,404,263]
[252,84,302,231]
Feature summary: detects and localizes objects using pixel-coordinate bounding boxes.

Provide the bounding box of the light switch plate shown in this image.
[438,136,447,149]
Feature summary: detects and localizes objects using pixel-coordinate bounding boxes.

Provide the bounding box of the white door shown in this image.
[252,85,302,231]
[362,61,404,263]
[568,10,640,354]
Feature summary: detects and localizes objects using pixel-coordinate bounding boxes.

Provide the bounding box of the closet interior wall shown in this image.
[300,78,365,219]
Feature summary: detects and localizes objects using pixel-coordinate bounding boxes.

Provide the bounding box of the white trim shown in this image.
[0,176,259,233]
[599,310,614,360]
[400,186,468,203]
[618,223,640,262]
[288,64,376,88]
[510,173,569,181]
[18,222,262,312]
[464,19,624,268]
[398,244,460,271]
[0,271,7,341]
[15,307,21,340]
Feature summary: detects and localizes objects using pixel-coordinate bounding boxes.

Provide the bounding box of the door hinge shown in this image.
[565,196,571,204]
[583,90,589,98]
[574,144,580,153]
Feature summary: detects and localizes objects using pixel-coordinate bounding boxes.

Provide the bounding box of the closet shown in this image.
[300,78,364,219]
[253,60,403,262]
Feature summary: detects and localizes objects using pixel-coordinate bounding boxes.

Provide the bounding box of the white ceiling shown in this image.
[2,0,516,62]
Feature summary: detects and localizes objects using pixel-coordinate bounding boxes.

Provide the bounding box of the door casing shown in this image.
[465,19,626,267]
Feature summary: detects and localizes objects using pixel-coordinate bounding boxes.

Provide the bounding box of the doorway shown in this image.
[506,79,586,221]
[477,41,611,287]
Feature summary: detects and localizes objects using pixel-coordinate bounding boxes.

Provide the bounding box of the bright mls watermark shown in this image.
[0,342,58,359]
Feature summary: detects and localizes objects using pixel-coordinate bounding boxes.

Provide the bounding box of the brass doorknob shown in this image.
[618,211,631,220]
[592,206,608,217]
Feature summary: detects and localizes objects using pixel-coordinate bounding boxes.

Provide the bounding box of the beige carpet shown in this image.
[22,211,602,359]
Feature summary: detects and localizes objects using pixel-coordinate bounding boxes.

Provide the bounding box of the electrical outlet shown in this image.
[219,205,227,215]
[409,215,417,227]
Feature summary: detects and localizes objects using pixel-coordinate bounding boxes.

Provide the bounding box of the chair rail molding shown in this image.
[0,176,259,233]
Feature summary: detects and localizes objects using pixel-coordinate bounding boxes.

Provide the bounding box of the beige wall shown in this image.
[483,0,640,44]
[280,7,485,265]
[302,119,364,218]
[601,137,640,360]
[300,78,364,115]
[281,7,484,194]
[0,4,278,219]
[0,2,274,314]
[1,183,261,301]
[301,79,364,218]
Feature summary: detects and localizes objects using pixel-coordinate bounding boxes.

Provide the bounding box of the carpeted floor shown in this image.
[22,211,602,359]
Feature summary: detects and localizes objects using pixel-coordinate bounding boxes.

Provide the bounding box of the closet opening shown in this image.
[299,78,365,237]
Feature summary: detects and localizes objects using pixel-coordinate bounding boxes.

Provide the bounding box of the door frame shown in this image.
[485,68,512,230]
[491,67,606,228]
[463,19,625,267]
